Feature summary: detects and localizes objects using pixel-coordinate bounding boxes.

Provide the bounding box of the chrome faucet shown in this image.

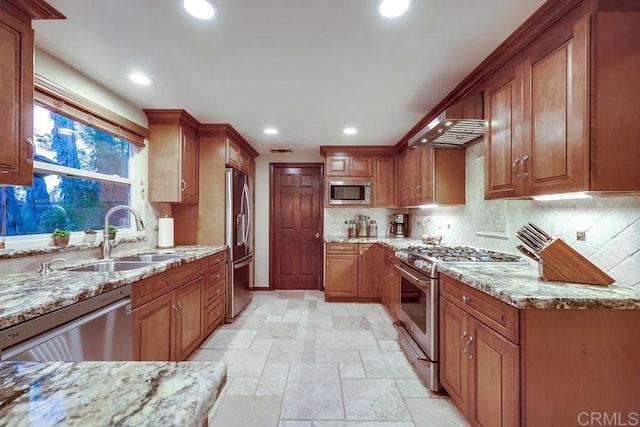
[40,257,67,275]
[103,205,145,259]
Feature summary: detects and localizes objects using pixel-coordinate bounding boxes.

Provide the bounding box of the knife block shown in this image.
[537,239,614,286]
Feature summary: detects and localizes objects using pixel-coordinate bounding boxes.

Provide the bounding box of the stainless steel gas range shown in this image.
[392,245,523,392]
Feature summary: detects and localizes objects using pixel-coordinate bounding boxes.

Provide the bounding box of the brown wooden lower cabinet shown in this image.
[324,243,379,301]
[440,273,640,426]
[381,247,399,320]
[132,252,226,361]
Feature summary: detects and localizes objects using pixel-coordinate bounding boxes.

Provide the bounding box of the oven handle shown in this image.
[394,263,432,291]
[394,322,429,362]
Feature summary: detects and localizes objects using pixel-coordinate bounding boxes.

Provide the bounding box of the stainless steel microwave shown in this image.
[328,181,371,205]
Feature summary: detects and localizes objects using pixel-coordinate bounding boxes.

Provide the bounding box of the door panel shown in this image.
[271,164,323,290]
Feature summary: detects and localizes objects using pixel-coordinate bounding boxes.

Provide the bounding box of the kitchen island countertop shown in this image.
[0,360,226,426]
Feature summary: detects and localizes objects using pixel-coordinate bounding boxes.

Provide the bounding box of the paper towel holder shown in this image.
[157,216,175,248]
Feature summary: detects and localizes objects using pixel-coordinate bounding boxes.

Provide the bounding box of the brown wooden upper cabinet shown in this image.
[0,2,63,186]
[145,109,199,204]
[485,10,640,199]
[325,155,373,177]
[399,147,465,207]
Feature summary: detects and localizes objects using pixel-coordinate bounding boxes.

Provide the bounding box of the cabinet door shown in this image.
[416,148,434,205]
[468,318,519,427]
[0,9,34,186]
[358,244,378,299]
[407,148,419,206]
[522,15,588,196]
[175,277,204,361]
[440,297,469,416]
[133,294,175,361]
[373,156,394,207]
[484,65,524,200]
[180,127,199,204]
[326,155,350,176]
[397,151,409,207]
[325,254,358,298]
[350,156,373,177]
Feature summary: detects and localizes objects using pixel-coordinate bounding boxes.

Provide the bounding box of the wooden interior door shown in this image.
[270,164,323,290]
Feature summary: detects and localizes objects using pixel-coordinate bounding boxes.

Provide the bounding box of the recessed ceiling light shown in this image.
[128,72,152,85]
[183,0,216,20]
[343,127,357,135]
[264,128,278,135]
[379,0,411,18]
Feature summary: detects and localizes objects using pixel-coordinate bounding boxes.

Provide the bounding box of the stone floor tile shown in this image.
[339,363,366,378]
[209,395,282,427]
[251,338,275,350]
[404,398,469,427]
[315,330,379,351]
[187,348,225,361]
[256,362,290,396]
[256,322,299,339]
[312,422,415,427]
[301,311,334,330]
[341,378,412,422]
[266,314,285,322]
[221,314,266,330]
[394,379,429,398]
[333,316,370,331]
[280,421,312,427]
[283,309,301,322]
[253,304,289,315]
[268,338,315,362]
[281,362,345,420]
[314,350,362,363]
[377,340,400,351]
[221,349,269,377]
[360,351,418,379]
[226,377,260,396]
[200,329,257,349]
[369,323,398,340]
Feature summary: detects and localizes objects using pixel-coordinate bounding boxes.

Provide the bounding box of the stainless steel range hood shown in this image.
[408,93,485,148]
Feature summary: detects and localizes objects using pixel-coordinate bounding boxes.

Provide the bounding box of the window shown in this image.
[1,105,136,238]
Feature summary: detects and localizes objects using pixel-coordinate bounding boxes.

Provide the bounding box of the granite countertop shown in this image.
[0,245,226,330]
[324,236,422,249]
[438,263,640,310]
[0,360,226,426]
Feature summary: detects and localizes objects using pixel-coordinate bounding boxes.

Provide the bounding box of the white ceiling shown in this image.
[33,0,547,155]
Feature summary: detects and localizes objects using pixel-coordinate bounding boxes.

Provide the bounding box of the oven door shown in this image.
[394,263,438,362]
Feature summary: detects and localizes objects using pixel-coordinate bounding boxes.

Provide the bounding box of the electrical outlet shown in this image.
[551,220,562,236]
[576,231,586,241]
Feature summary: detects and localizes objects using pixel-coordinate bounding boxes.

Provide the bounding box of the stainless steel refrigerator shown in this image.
[225,168,252,321]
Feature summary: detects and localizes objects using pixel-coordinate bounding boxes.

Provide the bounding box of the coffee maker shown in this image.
[390,214,409,237]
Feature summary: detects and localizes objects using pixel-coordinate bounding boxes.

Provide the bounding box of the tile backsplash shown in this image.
[410,141,640,288]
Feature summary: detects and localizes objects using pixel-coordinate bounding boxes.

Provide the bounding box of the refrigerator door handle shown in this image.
[242,181,251,250]
[234,256,252,269]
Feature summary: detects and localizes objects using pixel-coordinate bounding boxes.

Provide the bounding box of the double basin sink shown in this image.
[65,253,183,272]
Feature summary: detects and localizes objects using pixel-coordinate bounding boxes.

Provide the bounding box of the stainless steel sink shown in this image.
[65,261,158,272]
[118,253,182,262]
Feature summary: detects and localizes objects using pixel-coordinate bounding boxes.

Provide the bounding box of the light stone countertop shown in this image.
[0,245,226,330]
[0,360,226,426]
[438,262,640,309]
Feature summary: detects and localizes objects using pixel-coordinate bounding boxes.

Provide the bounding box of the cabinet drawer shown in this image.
[384,248,397,264]
[205,276,225,306]
[326,243,358,254]
[441,275,519,344]
[206,263,225,286]
[133,260,205,308]
[206,251,227,270]
[204,295,225,335]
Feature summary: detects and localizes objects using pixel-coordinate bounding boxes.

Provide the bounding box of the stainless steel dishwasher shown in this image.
[0,285,132,361]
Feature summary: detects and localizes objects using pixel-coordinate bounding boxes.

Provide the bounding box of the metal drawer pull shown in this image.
[460,331,468,351]
[462,295,470,304]
[181,179,186,191]
[522,155,529,178]
[25,138,35,164]
[513,158,521,179]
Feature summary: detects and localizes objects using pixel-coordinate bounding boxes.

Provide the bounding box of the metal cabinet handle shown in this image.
[460,331,468,351]
[181,179,186,192]
[25,138,35,165]
[173,304,181,319]
[464,336,474,359]
[417,184,421,198]
[522,155,529,178]
[462,295,470,304]
[513,157,521,179]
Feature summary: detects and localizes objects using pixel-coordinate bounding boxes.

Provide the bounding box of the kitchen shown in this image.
[1,0,640,426]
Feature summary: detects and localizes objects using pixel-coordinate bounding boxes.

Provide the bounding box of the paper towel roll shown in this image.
[158,218,174,248]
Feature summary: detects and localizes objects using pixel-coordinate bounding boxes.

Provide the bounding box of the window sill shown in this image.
[0,234,148,261]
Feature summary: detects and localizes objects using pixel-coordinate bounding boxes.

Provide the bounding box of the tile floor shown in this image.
[189,290,469,427]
